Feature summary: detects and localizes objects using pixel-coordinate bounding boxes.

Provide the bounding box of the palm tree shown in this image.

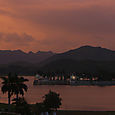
[1,73,28,105]
[13,75,28,100]
[1,73,15,105]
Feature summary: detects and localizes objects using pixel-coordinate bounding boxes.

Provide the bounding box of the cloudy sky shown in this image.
[0,0,115,52]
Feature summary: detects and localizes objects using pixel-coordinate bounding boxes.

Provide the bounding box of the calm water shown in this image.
[1,76,115,111]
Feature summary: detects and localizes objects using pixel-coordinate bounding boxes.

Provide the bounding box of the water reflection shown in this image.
[1,76,115,111]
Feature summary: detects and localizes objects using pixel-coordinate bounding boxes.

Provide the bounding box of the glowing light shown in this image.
[80,78,83,80]
[72,76,76,80]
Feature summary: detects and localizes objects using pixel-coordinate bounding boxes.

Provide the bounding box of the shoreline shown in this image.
[57,110,115,115]
[33,79,115,86]
[0,103,115,115]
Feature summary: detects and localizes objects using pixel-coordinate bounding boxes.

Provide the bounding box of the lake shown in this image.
[1,76,115,111]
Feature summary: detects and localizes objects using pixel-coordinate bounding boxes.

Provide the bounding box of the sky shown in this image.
[0,0,115,53]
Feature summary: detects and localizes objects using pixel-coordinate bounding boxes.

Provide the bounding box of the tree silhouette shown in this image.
[43,90,62,111]
[12,97,31,115]
[13,75,28,99]
[1,73,28,105]
[1,73,15,105]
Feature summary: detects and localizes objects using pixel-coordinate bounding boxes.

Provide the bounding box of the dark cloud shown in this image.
[0,9,9,15]
[0,32,36,47]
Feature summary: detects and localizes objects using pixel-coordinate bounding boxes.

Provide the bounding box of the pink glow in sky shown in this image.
[0,0,115,52]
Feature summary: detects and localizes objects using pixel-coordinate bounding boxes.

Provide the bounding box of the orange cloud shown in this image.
[0,0,115,52]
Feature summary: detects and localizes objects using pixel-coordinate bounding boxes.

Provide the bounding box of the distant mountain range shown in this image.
[0,46,115,75]
[0,50,55,64]
[39,46,115,73]
[41,45,115,64]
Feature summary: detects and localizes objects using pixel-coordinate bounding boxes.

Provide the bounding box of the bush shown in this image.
[43,90,62,111]
[12,97,31,115]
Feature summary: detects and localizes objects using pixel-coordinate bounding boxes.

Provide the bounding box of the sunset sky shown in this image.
[0,0,115,53]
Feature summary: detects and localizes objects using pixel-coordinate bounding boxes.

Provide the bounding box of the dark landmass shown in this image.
[0,50,54,64]
[0,46,115,77]
[0,103,115,115]
[57,110,115,115]
[42,45,115,64]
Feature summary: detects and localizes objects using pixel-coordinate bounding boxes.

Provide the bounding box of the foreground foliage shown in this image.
[12,97,31,115]
[43,90,62,111]
[1,73,28,105]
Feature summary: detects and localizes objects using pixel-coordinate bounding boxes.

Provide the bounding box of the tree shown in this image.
[1,73,16,105]
[13,75,28,100]
[43,90,62,111]
[12,97,31,115]
[1,73,28,105]
[33,103,46,114]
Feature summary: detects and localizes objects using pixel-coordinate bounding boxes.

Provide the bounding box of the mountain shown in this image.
[40,45,115,65]
[39,46,115,73]
[0,46,115,75]
[0,50,55,64]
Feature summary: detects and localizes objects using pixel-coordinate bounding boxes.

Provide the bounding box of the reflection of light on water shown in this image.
[0,97,7,99]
